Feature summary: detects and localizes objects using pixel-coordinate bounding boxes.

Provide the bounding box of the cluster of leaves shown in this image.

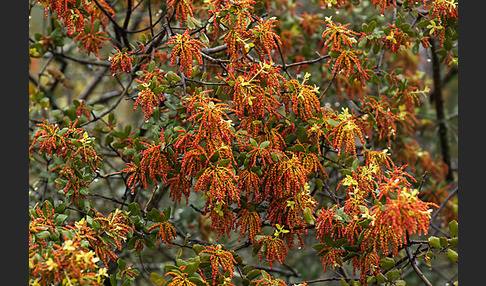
[29,0,458,285]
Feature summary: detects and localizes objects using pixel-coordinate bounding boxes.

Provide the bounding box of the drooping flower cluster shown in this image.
[147,213,177,248]
[314,165,438,281]
[109,46,134,76]
[166,30,205,77]
[200,245,238,285]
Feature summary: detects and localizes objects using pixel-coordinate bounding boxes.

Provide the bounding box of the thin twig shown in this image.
[285,54,330,69]
[405,245,433,286]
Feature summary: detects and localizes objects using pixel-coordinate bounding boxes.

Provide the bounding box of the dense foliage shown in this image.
[29,0,458,285]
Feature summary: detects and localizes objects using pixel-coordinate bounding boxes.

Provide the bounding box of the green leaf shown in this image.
[395,280,407,286]
[395,16,402,28]
[55,214,68,225]
[447,249,458,262]
[146,238,156,249]
[386,269,401,281]
[443,39,453,50]
[449,237,458,248]
[183,256,200,276]
[417,19,429,29]
[128,202,141,216]
[449,220,458,237]
[440,236,449,247]
[428,236,441,249]
[193,244,206,255]
[122,148,137,157]
[312,243,327,251]
[376,273,386,283]
[246,269,262,280]
[164,264,179,273]
[329,50,341,58]
[327,119,340,126]
[188,277,209,286]
[303,207,315,224]
[218,158,231,167]
[259,141,270,149]
[117,258,126,270]
[340,169,354,176]
[366,276,376,284]
[36,230,51,239]
[380,257,395,270]
[176,259,188,267]
[110,274,117,286]
[368,21,376,32]
[361,23,369,33]
[163,207,171,221]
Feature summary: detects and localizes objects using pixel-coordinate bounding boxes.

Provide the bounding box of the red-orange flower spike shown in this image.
[362,149,395,180]
[135,66,166,85]
[431,0,458,23]
[315,206,344,240]
[365,188,438,256]
[321,17,359,50]
[167,0,194,24]
[228,64,282,119]
[200,245,238,285]
[251,17,282,60]
[186,97,235,147]
[56,166,90,204]
[223,28,249,60]
[236,209,261,243]
[208,205,236,239]
[362,96,400,145]
[147,219,177,248]
[109,46,133,76]
[139,141,170,186]
[299,151,328,178]
[264,153,308,199]
[371,0,397,15]
[195,165,240,206]
[93,209,134,251]
[167,173,192,204]
[39,0,87,36]
[351,251,381,282]
[330,50,371,86]
[257,235,288,269]
[29,237,107,286]
[392,85,426,113]
[122,162,148,192]
[30,119,68,157]
[166,30,205,78]
[263,124,286,151]
[85,0,115,29]
[166,268,200,286]
[328,108,366,158]
[238,169,262,202]
[75,100,91,120]
[382,24,411,53]
[29,204,57,247]
[318,245,345,273]
[74,23,109,58]
[298,12,325,35]
[216,0,255,31]
[134,86,165,121]
[287,77,321,121]
[252,271,287,286]
[181,147,207,178]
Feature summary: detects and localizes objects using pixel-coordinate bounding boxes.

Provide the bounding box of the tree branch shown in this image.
[405,245,433,286]
[430,38,453,182]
